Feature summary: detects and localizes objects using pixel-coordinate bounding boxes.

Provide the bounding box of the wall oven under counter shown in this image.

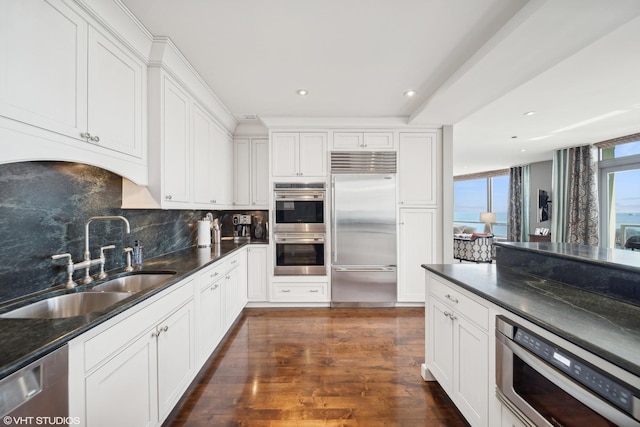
[274,233,326,276]
[496,316,640,427]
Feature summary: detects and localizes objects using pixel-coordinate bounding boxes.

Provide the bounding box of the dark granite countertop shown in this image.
[495,241,640,273]
[422,262,640,378]
[0,241,250,378]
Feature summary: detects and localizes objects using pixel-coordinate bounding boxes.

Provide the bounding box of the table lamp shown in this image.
[480,212,496,234]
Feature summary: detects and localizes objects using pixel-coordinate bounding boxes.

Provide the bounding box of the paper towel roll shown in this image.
[197,220,211,248]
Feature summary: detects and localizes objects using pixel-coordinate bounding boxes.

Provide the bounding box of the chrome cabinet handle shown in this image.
[445,294,459,304]
[282,289,291,293]
[161,326,168,332]
[309,289,319,293]
[90,135,100,142]
[165,195,172,200]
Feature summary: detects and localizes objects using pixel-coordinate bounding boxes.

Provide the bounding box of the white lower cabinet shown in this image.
[270,280,329,302]
[85,329,157,427]
[398,208,437,302]
[71,278,195,427]
[70,248,251,427]
[247,245,268,302]
[426,274,489,427]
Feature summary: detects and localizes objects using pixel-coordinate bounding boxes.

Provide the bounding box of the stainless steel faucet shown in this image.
[80,216,131,284]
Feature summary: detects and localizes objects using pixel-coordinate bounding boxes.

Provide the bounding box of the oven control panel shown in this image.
[514,328,635,414]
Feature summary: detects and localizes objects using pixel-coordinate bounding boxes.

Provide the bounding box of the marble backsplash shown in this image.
[0,161,266,304]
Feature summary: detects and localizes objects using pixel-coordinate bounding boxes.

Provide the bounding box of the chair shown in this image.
[624,235,640,251]
[453,234,494,263]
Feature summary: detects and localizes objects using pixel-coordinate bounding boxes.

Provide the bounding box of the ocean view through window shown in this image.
[454,174,508,237]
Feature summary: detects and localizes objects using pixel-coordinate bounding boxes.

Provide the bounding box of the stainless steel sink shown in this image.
[0,292,131,319]
[90,272,175,294]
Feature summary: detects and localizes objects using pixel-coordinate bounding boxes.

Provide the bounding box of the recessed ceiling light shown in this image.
[523,111,536,116]
[296,89,308,96]
[404,90,417,97]
[520,149,527,152]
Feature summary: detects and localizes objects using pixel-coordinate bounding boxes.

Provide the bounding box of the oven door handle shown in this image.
[502,336,640,427]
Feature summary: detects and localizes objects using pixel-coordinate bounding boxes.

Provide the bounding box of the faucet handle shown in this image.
[51,253,72,263]
[51,253,76,288]
[99,245,116,258]
[97,245,116,279]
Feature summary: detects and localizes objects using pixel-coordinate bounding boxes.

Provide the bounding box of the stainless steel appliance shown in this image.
[232,214,252,239]
[496,316,640,427]
[0,345,68,423]
[273,183,325,233]
[330,151,397,307]
[274,232,326,275]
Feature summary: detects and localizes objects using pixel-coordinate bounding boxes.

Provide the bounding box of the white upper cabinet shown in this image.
[272,132,327,178]
[87,27,144,158]
[234,137,269,208]
[398,132,439,206]
[192,104,216,205]
[332,132,395,150]
[160,74,191,205]
[0,0,148,183]
[0,0,87,138]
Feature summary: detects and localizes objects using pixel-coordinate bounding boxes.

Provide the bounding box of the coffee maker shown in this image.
[232,214,252,239]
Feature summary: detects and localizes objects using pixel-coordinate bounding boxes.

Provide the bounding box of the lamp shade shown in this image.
[480,212,496,223]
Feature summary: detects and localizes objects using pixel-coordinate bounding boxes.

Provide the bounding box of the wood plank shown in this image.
[163,308,469,426]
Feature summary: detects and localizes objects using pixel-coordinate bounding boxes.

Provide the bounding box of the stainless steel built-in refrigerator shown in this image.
[331,172,397,306]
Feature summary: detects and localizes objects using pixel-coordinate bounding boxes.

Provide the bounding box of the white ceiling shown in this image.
[120,0,640,175]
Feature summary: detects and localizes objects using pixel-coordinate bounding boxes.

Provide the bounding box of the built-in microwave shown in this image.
[273,183,325,233]
[495,316,640,427]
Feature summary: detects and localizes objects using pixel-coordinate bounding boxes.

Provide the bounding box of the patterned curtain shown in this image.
[551,149,569,242]
[567,145,599,245]
[507,165,530,242]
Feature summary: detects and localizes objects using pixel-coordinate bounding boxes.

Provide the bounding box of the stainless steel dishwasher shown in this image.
[0,345,68,424]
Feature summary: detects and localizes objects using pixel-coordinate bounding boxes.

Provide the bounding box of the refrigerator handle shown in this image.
[331,176,337,264]
[333,267,396,272]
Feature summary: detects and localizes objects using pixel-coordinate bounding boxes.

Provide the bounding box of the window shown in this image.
[599,139,640,249]
[454,173,509,237]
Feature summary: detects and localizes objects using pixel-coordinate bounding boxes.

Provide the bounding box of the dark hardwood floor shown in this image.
[163,308,469,426]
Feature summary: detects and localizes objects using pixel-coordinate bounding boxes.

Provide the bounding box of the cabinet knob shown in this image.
[80,132,91,139]
[165,195,172,200]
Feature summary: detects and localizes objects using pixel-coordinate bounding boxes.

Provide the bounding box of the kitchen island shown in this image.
[422,242,640,427]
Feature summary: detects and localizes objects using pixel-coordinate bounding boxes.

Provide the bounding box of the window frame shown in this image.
[454,173,509,237]
[598,152,640,248]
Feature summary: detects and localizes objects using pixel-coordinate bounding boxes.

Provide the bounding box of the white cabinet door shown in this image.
[223,265,240,331]
[0,0,87,138]
[192,105,216,205]
[428,297,454,391]
[454,314,489,427]
[272,133,299,177]
[156,301,196,421]
[398,209,437,302]
[85,332,157,427]
[162,76,191,204]
[363,132,394,149]
[233,138,251,206]
[332,132,362,149]
[198,275,224,362]
[87,27,144,158]
[398,132,438,206]
[299,133,327,177]
[247,246,268,301]
[251,138,269,206]
[211,128,232,206]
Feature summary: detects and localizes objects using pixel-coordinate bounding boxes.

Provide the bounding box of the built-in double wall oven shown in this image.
[496,316,640,427]
[273,183,326,275]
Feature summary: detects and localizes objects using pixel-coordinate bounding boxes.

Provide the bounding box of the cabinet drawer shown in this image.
[84,279,194,372]
[271,283,328,302]
[429,276,488,330]
[199,261,228,288]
